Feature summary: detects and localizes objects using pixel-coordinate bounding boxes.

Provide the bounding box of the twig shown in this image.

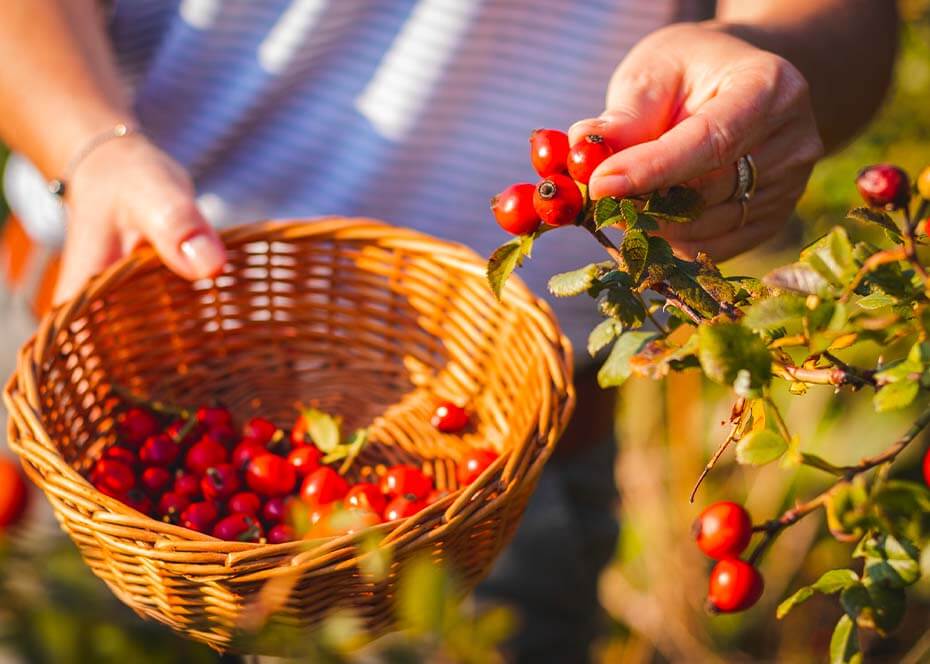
[583,224,625,266]
[635,291,669,336]
[689,398,747,502]
[839,246,906,303]
[652,283,704,324]
[772,360,876,389]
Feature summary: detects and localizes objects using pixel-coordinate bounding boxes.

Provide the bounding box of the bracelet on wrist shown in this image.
[48,123,142,201]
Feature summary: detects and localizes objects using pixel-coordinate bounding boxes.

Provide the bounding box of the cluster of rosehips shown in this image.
[0,458,30,533]
[693,501,763,613]
[88,401,497,543]
[491,128,613,234]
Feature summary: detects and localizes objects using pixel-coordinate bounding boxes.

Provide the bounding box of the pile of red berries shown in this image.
[0,458,30,533]
[88,401,498,543]
[693,501,764,613]
[491,129,613,234]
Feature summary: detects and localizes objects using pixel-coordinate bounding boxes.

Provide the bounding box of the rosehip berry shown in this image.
[139,434,180,468]
[530,128,570,177]
[173,471,201,498]
[185,437,228,476]
[431,402,469,433]
[533,174,584,227]
[201,464,241,501]
[0,459,29,529]
[288,446,322,478]
[165,419,203,446]
[918,166,930,200]
[232,441,266,472]
[121,488,152,515]
[707,559,764,613]
[345,482,387,515]
[567,134,613,185]
[380,465,432,500]
[856,164,910,210]
[141,466,172,494]
[384,495,427,521]
[262,497,288,524]
[158,492,191,522]
[181,501,219,533]
[242,417,277,445]
[491,183,541,236]
[213,513,264,542]
[247,454,297,497]
[923,446,930,488]
[300,467,350,506]
[693,501,753,560]
[116,407,160,447]
[267,524,295,544]
[103,446,138,468]
[91,459,136,495]
[426,489,450,505]
[207,423,238,447]
[228,491,262,516]
[457,449,499,486]
[196,406,233,430]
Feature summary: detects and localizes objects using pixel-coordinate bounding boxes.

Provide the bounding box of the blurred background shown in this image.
[0,1,929,663]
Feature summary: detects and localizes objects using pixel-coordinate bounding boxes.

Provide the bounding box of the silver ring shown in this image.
[732,154,757,202]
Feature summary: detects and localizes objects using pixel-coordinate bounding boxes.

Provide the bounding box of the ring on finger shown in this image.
[738,199,750,229]
[732,154,758,202]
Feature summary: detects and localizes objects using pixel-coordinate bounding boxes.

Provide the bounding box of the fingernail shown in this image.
[180,233,225,278]
[590,174,633,200]
[569,118,606,141]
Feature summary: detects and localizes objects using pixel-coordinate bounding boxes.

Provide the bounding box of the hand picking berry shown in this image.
[567,134,613,185]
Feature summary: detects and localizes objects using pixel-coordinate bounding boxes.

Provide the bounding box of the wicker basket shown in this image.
[3,218,574,653]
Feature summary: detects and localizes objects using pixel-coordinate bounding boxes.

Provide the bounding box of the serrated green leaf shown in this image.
[777,587,815,619]
[857,293,896,309]
[839,584,871,620]
[487,235,534,300]
[599,285,646,329]
[863,584,906,634]
[642,186,704,223]
[801,227,856,286]
[743,293,808,330]
[735,429,787,465]
[856,533,922,588]
[697,322,772,393]
[777,569,860,619]
[694,272,738,305]
[548,263,602,297]
[594,197,639,230]
[597,331,658,388]
[303,408,342,452]
[873,379,919,412]
[763,262,832,296]
[621,229,648,282]
[830,615,861,664]
[846,206,902,238]
[587,318,623,357]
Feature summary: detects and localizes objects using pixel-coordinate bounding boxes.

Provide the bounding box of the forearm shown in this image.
[0,0,132,179]
[715,0,898,152]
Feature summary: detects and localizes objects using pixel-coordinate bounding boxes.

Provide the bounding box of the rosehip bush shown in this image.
[489,138,930,662]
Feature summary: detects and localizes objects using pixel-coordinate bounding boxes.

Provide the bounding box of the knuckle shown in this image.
[698,113,738,170]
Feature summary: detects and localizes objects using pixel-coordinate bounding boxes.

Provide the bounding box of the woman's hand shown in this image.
[570,23,824,260]
[54,136,226,303]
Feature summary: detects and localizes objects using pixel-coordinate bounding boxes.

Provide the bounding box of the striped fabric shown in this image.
[4,0,705,362]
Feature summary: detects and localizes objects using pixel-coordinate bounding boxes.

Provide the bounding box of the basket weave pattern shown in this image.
[3,218,573,652]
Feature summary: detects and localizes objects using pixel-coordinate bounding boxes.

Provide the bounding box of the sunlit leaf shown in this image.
[621,229,649,282]
[829,615,861,664]
[642,186,705,223]
[697,322,772,394]
[302,408,341,452]
[587,318,623,357]
[548,263,603,297]
[735,429,787,465]
[597,331,658,388]
[487,234,534,300]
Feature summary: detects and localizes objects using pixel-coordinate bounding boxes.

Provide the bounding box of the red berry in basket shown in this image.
[196,406,233,430]
[922,447,930,487]
[0,459,29,529]
[173,471,201,498]
[91,459,136,495]
[317,507,381,537]
[201,464,241,500]
[185,437,228,476]
[288,446,322,478]
[262,497,288,524]
[243,417,278,445]
[139,434,180,468]
[268,524,295,544]
[122,488,153,514]
[384,495,427,521]
[181,501,219,533]
[567,134,613,185]
[381,465,432,500]
[213,513,264,542]
[117,407,160,447]
[166,419,203,446]
[345,482,387,515]
[693,501,753,560]
[103,446,138,468]
[856,164,910,210]
[232,441,266,472]
[158,491,191,522]
[206,423,238,447]
[491,183,541,236]
[534,175,584,227]
[707,559,764,613]
[247,454,297,497]
[530,128,570,177]
[141,466,172,494]
[431,402,469,433]
[229,492,262,516]
[457,449,499,486]
[301,467,349,505]
[426,489,450,504]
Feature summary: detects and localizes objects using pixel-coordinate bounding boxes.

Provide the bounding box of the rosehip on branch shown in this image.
[533,174,583,227]
[707,559,764,613]
[491,183,541,236]
[530,128,570,177]
[567,134,613,185]
[855,164,910,210]
[693,501,753,560]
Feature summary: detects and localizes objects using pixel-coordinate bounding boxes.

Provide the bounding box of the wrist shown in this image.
[49,121,143,201]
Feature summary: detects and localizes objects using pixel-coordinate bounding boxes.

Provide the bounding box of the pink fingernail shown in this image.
[590,174,633,200]
[180,233,225,278]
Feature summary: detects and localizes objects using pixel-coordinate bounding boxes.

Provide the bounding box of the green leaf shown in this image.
[863,584,906,634]
[642,186,705,223]
[777,569,860,619]
[856,533,922,588]
[873,379,919,412]
[587,318,623,357]
[621,229,649,282]
[303,408,341,453]
[735,429,787,466]
[830,615,862,664]
[801,227,857,286]
[597,331,658,388]
[856,293,896,309]
[839,584,871,620]
[599,285,646,329]
[594,197,638,230]
[548,263,602,297]
[487,234,534,300]
[763,263,832,296]
[697,322,772,394]
[846,206,902,238]
[743,293,808,330]
[398,555,457,636]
